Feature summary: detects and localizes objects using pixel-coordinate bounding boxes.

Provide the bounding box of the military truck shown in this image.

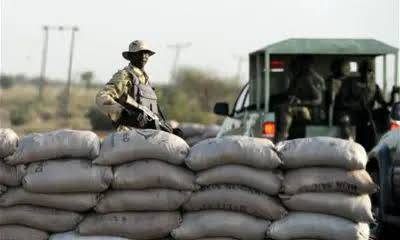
[214,38,400,235]
[214,38,399,148]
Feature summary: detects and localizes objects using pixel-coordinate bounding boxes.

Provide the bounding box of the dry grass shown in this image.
[0,83,100,135]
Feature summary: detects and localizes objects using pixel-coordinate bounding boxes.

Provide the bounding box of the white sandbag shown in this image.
[95,189,191,213]
[49,231,131,240]
[180,123,206,138]
[172,210,270,240]
[94,129,189,166]
[370,128,400,164]
[281,192,374,223]
[0,128,18,158]
[4,129,100,165]
[0,225,48,240]
[196,165,282,195]
[277,137,368,170]
[185,136,206,147]
[202,124,221,138]
[267,212,370,240]
[0,205,83,232]
[186,136,281,171]
[183,185,287,220]
[283,168,377,195]
[112,160,197,190]
[0,187,99,212]
[0,162,26,186]
[0,184,6,194]
[23,159,112,193]
[79,212,181,240]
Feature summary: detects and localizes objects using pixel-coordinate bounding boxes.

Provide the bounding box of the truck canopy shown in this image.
[252,38,398,55]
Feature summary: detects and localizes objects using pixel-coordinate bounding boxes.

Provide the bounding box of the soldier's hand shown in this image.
[289,95,301,105]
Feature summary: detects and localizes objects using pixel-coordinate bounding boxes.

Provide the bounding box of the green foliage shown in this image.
[157,66,241,124]
[0,74,15,89]
[81,71,94,89]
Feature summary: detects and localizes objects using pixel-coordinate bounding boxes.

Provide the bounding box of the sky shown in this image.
[1,0,399,85]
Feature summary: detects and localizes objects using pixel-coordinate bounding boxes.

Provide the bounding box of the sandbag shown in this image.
[112,160,197,190]
[5,129,100,165]
[0,184,6,194]
[267,212,370,240]
[202,124,220,138]
[281,192,374,223]
[23,159,112,193]
[180,123,206,138]
[49,231,131,240]
[196,165,282,195]
[183,185,287,220]
[283,168,377,195]
[0,187,99,211]
[0,162,26,186]
[79,212,181,239]
[0,128,18,158]
[171,210,270,240]
[277,137,368,170]
[370,128,400,165]
[186,136,206,147]
[94,129,189,166]
[186,136,281,171]
[95,189,191,213]
[0,225,48,240]
[0,205,83,232]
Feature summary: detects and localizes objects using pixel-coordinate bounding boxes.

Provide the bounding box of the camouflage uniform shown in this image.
[335,59,387,150]
[96,41,159,131]
[276,57,325,142]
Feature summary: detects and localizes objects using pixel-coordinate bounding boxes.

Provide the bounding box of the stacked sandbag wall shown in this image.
[0,129,105,240]
[77,129,192,239]
[179,123,220,146]
[172,136,285,240]
[268,137,376,240]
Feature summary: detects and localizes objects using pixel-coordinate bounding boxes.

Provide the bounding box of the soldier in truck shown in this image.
[275,55,326,142]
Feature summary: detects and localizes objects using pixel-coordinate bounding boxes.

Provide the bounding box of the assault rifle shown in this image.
[119,93,173,133]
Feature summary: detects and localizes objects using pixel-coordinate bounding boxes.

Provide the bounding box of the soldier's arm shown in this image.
[95,70,131,121]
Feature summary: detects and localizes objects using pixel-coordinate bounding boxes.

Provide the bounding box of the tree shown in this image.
[0,74,15,89]
[80,71,94,89]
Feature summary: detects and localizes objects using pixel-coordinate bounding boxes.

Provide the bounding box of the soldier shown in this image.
[336,59,389,149]
[275,55,325,142]
[96,40,174,133]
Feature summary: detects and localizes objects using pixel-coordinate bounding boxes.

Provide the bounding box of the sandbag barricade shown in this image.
[273,137,375,240]
[0,129,103,237]
[177,136,284,240]
[78,129,191,239]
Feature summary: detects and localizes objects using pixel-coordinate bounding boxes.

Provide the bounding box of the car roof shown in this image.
[251,38,398,55]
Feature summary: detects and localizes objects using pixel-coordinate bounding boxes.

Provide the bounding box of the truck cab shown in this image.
[215,38,399,150]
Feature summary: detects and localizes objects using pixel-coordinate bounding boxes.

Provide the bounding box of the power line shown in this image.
[233,55,247,83]
[167,42,191,83]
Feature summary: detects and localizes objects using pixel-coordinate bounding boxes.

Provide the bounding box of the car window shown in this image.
[234,84,249,113]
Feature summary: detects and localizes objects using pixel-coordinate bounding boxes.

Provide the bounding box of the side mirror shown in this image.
[391,102,400,121]
[213,102,230,116]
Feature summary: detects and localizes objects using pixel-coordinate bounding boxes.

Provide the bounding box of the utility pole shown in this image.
[64,26,79,118]
[38,26,49,101]
[167,42,191,83]
[233,55,246,83]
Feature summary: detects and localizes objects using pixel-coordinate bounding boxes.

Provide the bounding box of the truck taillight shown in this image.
[391,121,400,130]
[263,121,276,137]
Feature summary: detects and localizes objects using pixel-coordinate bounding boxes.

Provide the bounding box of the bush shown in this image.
[0,75,15,89]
